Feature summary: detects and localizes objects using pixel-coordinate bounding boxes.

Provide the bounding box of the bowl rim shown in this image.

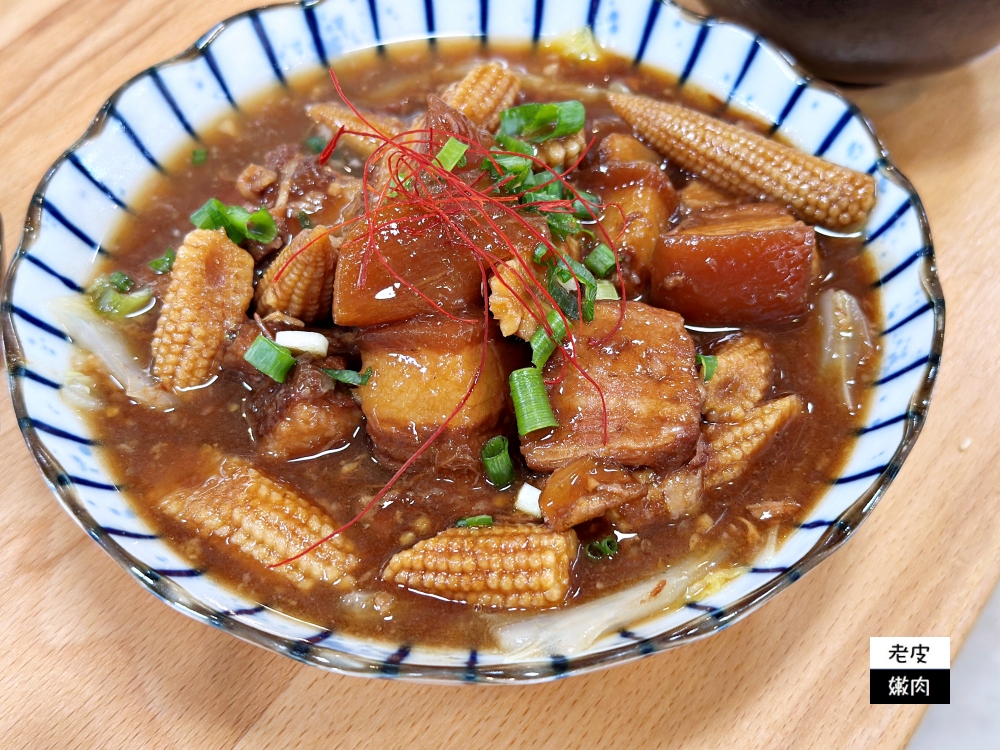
[1,0,945,683]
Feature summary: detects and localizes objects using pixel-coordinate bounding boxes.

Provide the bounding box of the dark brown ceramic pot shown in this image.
[701,0,1000,84]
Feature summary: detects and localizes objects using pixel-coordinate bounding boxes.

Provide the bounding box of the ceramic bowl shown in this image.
[1,0,943,683]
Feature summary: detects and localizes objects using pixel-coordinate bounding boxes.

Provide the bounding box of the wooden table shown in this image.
[0,1,993,747]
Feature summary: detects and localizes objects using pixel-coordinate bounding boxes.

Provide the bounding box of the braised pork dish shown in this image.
[61,43,880,651]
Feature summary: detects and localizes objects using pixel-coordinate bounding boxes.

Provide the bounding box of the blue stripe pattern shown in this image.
[882,302,933,336]
[221,605,266,617]
[153,568,204,578]
[201,48,238,109]
[149,68,199,140]
[550,654,570,675]
[380,645,411,675]
[109,108,164,172]
[464,649,478,682]
[865,199,911,245]
[57,473,119,490]
[532,0,544,42]
[769,80,806,135]
[366,0,382,42]
[874,355,933,386]
[66,153,130,211]
[750,566,788,574]
[586,0,600,29]
[634,0,663,64]
[22,254,84,292]
[726,36,759,104]
[304,4,328,68]
[873,247,928,288]
[103,527,158,540]
[685,602,723,619]
[799,519,835,529]
[857,413,911,435]
[678,23,710,87]
[424,0,437,35]
[833,465,889,484]
[10,363,61,389]
[250,12,287,85]
[42,200,111,256]
[479,0,488,36]
[8,306,71,340]
[19,417,95,445]
[814,109,852,157]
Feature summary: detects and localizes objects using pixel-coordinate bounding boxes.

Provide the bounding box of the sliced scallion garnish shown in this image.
[546,254,598,322]
[191,148,208,165]
[585,535,619,560]
[696,354,718,382]
[509,367,558,435]
[584,243,616,278]
[455,515,494,528]
[148,247,175,274]
[571,190,602,219]
[432,137,470,172]
[322,367,373,387]
[305,135,327,154]
[191,198,278,245]
[87,276,153,319]
[481,436,514,488]
[244,335,296,383]
[530,308,568,369]
[532,244,549,265]
[594,279,620,301]
[108,271,134,292]
[498,101,586,143]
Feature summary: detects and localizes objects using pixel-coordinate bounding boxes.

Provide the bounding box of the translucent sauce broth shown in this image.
[85,42,881,649]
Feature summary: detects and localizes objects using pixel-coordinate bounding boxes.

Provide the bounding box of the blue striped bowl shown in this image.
[1,0,943,682]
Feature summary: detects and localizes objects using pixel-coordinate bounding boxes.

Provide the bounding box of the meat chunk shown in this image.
[151,229,254,391]
[607,463,706,531]
[678,179,741,213]
[254,226,339,323]
[703,334,773,423]
[382,523,576,609]
[704,395,803,487]
[595,134,678,281]
[333,202,545,327]
[521,301,702,472]
[158,451,359,591]
[539,456,647,532]
[237,164,278,201]
[247,360,363,461]
[650,203,816,326]
[357,314,513,471]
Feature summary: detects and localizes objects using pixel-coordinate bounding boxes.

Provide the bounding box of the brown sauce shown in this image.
[83,43,880,649]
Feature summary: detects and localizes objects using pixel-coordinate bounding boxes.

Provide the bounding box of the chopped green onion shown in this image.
[191,148,208,165]
[305,135,327,154]
[532,244,549,265]
[530,309,568,368]
[585,535,619,560]
[498,101,586,143]
[495,133,535,156]
[509,367,558,435]
[87,276,153,319]
[244,335,296,383]
[571,190,602,219]
[545,210,582,240]
[594,279,619,301]
[148,247,175,274]
[696,354,718,382]
[191,198,277,244]
[481,436,514,488]
[584,243,616,278]
[297,211,313,229]
[455,515,494,528]
[108,271,134,292]
[432,137,470,172]
[547,254,598,322]
[246,207,278,243]
[322,366,373,387]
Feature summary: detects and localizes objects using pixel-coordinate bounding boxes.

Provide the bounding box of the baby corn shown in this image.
[704,395,803,487]
[382,523,577,609]
[306,103,405,158]
[151,229,254,390]
[159,455,358,590]
[442,62,521,131]
[608,92,876,231]
[703,335,773,423]
[255,226,338,323]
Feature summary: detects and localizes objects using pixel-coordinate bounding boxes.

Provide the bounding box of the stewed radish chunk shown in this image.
[650,203,816,326]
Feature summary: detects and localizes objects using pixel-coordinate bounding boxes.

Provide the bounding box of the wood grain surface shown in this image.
[0,1,993,747]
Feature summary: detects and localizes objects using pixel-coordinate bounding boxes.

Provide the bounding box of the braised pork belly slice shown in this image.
[594,133,678,291]
[650,203,816,327]
[357,314,520,473]
[521,301,701,472]
[246,359,363,461]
